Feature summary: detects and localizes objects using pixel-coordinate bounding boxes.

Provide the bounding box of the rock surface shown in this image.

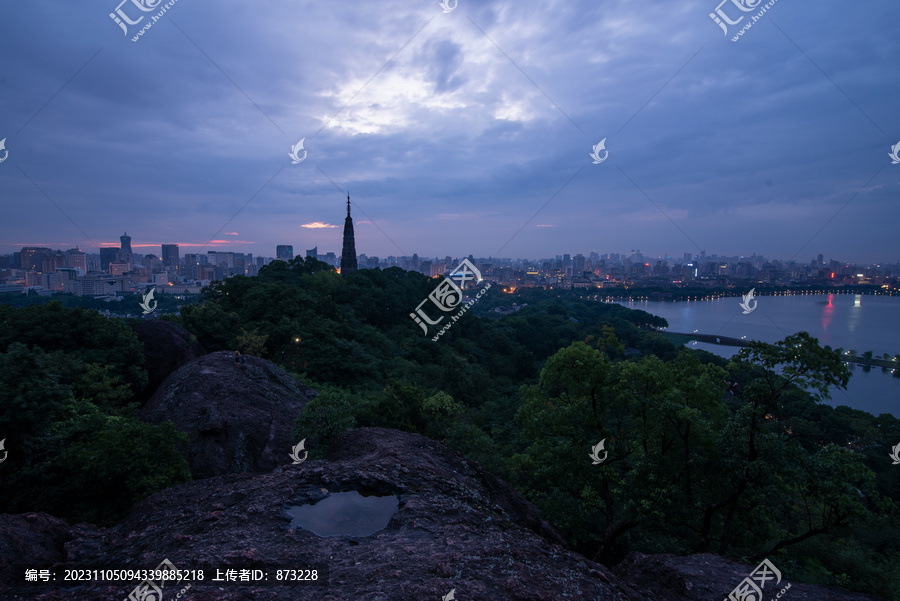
[132,319,205,401]
[1,428,644,601]
[0,429,891,601]
[139,351,318,479]
[613,552,891,601]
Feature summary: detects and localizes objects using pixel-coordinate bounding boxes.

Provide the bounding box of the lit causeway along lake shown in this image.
[614,293,900,418]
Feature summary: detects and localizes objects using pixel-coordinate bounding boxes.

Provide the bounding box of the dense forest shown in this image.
[1,256,899,598]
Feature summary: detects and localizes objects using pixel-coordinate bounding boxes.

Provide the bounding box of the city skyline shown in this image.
[1,2,899,264]
[8,238,900,268]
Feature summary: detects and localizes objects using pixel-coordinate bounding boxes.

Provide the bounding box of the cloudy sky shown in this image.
[0,0,898,263]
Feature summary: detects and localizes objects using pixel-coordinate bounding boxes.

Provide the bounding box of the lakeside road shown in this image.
[660,330,898,370]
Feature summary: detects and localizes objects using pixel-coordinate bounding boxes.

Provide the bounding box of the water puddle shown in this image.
[287,489,398,537]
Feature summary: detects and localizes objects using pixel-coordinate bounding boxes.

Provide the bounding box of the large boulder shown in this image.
[0,513,69,587]
[132,319,205,400]
[140,351,317,479]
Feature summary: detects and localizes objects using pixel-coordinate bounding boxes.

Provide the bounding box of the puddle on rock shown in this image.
[287,490,398,537]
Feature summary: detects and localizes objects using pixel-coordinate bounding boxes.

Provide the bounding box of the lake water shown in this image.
[613,293,900,418]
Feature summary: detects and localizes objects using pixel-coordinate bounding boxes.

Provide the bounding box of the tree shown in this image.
[292,387,357,459]
[697,333,859,555]
[6,398,191,525]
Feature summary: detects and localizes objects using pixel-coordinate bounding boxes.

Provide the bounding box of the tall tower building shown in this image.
[340,193,357,274]
[100,247,119,272]
[276,245,293,261]
[118,232,133,267]
[20,247,51,272]
[66,248,87,274]
[161,244,180,269]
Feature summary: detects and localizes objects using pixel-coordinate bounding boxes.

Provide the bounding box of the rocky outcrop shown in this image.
[139,351,318,479]
[0,428,644,601]
[613,552,890,601]
[132,319,205,400]
[0,428,892,601]
[0,512,69,586]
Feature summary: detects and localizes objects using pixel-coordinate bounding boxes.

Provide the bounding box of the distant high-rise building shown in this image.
[573,254,585,274]
[115,232,134,269]
[183,253,202,280]
[276,245,293,261]
[234,253,247,275]
[340,193,357,275]
[143,254,161,273]
[42,250,66,274]
[100,247,119,271]
[20,247,51,272]
[306,247,317,259]
[683,252,692,264]
[161,244,179,268]
[109,262,130,276]
[66,248,87,273]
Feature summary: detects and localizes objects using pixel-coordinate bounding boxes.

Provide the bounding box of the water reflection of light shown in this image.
[848,295,862,333]
[821,293,834,332]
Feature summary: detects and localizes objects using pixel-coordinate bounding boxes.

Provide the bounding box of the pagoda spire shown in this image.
[340,192,358,275]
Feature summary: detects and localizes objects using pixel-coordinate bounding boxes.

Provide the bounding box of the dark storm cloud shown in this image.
[0,0,897,262]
